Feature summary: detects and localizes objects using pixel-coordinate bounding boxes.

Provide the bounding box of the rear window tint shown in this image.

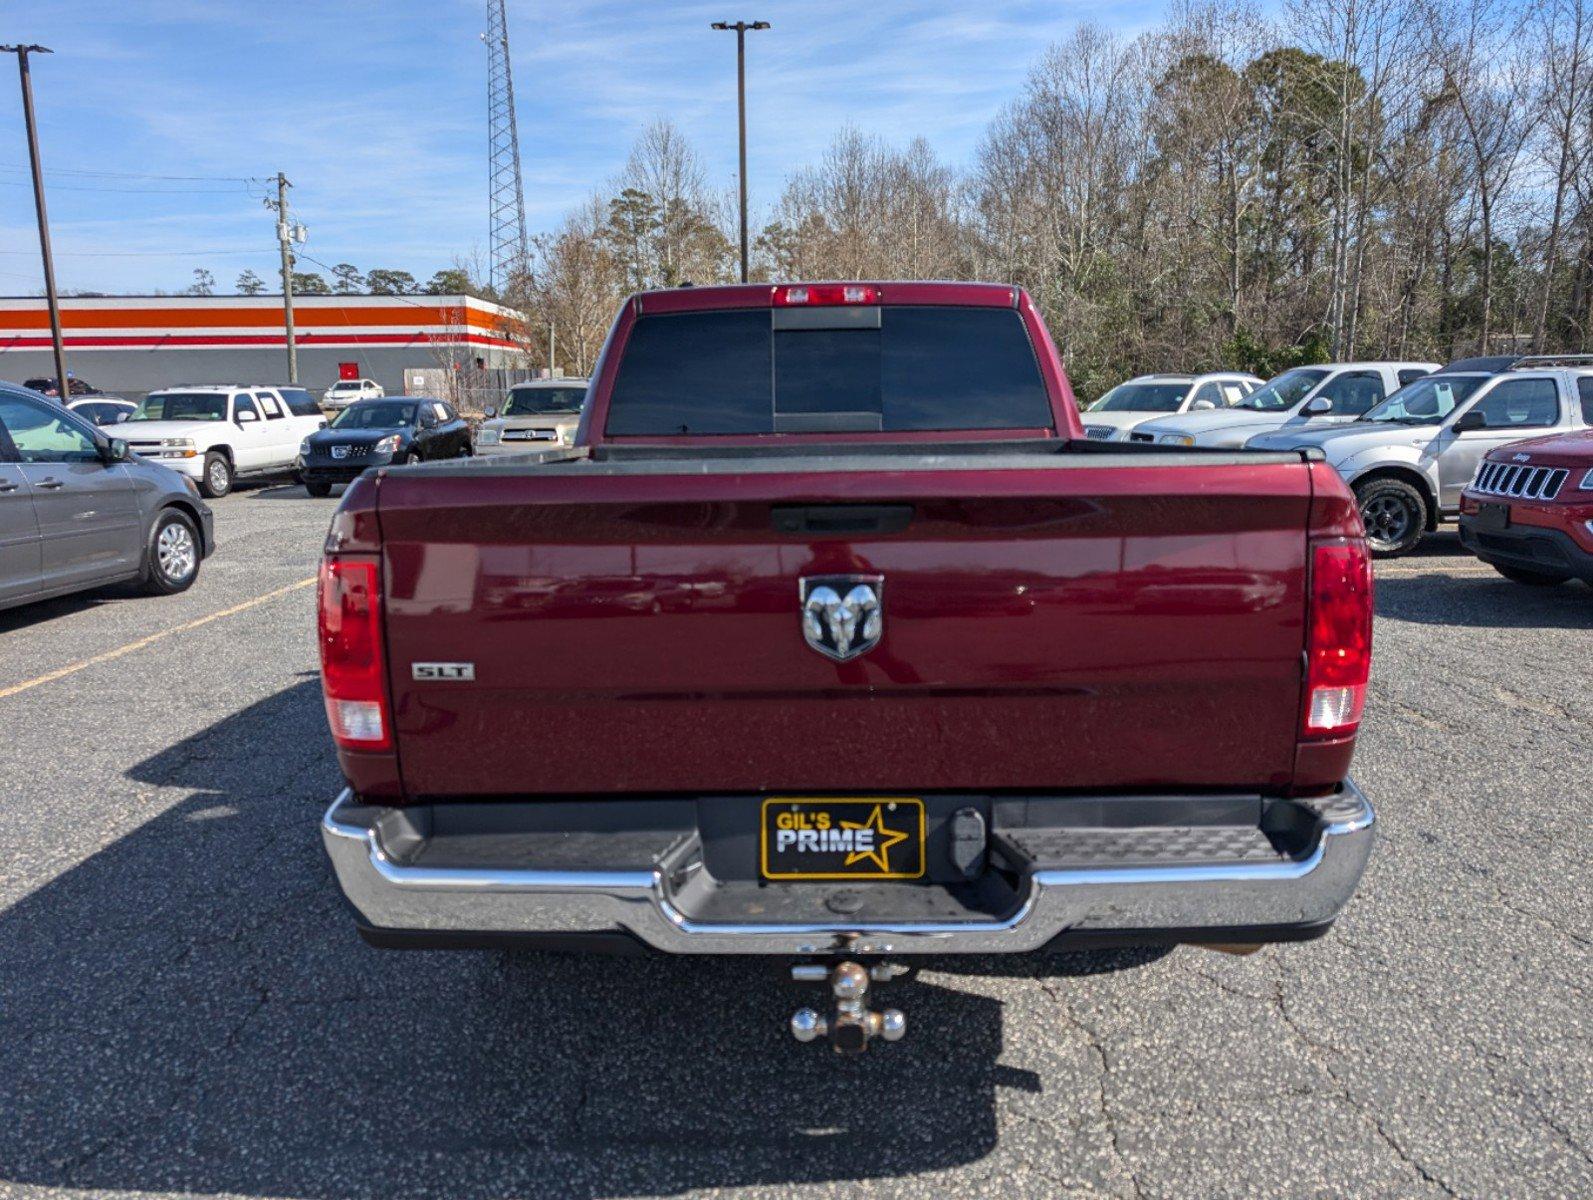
[605,306,1053,436]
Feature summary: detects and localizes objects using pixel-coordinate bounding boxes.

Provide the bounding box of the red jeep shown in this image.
[1459,429,1593,586]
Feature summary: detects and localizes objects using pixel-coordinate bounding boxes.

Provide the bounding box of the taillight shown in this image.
[317,557,390,751]
[773,284,879,306]
[1303,539,1373,738]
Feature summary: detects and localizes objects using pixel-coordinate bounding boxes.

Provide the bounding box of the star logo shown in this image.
[840,804,912,873]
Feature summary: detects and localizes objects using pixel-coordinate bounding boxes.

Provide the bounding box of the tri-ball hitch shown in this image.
[789,961,907,1054]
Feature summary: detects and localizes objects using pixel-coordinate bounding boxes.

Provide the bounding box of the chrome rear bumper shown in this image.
[321,786,1375,956]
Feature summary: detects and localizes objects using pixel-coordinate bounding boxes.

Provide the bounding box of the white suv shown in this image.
[120,385,327,497]
[323,378,383,410]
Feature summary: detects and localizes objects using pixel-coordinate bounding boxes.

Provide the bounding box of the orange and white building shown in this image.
[0,293,529,399]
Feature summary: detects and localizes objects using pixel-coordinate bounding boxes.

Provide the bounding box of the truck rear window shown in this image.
[605,306,1053,435]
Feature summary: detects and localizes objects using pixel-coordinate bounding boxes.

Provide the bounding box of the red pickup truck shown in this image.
[317,282,1375,1051]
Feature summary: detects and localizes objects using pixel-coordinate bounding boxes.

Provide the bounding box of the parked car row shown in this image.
[1089,355,1593,569]
[1248,360,1593,555]
[1129,361,1441,449]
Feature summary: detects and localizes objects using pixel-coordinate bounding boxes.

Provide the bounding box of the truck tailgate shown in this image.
[375,457,1312,797]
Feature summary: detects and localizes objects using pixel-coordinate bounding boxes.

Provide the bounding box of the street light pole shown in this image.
[710,20,768,284]
[2,44,70,400]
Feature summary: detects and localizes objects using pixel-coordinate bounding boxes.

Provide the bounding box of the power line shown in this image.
[0,247,268,257]
[0,159,259,183]
[0,177,255,195]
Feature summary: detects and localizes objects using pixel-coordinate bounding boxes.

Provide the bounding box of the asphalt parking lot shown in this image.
[1,479,1588,1200]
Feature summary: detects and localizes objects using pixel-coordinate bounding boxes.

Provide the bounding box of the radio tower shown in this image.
[484,0,528,296]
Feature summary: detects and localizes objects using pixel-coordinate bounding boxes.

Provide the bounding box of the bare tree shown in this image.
[1424,0,1539,350]
[526,197,626,376]
[1531,0,1593,348]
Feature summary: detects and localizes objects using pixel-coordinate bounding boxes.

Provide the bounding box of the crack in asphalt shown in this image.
[1270,968,1460,1198]
[1035,978,1146,1200]
[1465,1036,1593,1168]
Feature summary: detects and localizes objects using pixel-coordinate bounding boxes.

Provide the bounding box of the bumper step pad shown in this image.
[999,825,1285,870]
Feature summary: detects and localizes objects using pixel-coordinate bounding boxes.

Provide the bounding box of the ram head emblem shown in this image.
[800,576,884,662]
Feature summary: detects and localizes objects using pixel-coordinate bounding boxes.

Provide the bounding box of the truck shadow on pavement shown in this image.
[1375,572,1593,629]
[0,679,1155,1199]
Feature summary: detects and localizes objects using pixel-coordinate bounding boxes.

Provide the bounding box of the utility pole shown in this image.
[710,20,769,284]
[547,318,556,377]
[265,172,304,383]
[2,45,70,401]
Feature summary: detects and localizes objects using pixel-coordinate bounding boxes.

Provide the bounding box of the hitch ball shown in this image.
[790,1008,826,1043]
[880,1008,906,1042]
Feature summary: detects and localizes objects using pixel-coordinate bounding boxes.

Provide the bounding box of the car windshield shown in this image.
[130,392,228,421]
[330,381,360,391]
[1361,375,1486,424]
[331,401,416,429]
[1233,368,1329,411]
[503,386,585,416]
[1089,382,1190,413]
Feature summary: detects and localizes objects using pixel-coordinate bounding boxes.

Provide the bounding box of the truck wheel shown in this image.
[1355,478,1426,556]
[1491,563,1570,587]
[142,509,200,595]
[199,452,233,498]
[304,480,332,498]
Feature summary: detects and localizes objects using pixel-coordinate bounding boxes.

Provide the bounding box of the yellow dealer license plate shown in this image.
[760,798,925,881]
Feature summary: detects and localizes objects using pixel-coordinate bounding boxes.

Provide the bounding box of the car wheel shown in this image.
[1355,478,1426,556]
[142,509,200,595]
[404,452,422,465]
[1491,563,1570,586]
[304,480,333,498]
[199,451,233,498]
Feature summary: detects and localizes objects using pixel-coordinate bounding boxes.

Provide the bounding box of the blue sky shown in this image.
[0,0,1163,295]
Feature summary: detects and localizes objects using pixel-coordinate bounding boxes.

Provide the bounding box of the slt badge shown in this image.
[800,575,884,662]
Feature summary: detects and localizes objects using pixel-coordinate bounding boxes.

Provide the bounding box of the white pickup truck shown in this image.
[120,385,326,497]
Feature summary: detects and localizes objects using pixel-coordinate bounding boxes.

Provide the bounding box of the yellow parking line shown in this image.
[0,577,315,702]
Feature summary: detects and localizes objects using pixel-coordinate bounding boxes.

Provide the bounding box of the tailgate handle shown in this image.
[771,504,914,535]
